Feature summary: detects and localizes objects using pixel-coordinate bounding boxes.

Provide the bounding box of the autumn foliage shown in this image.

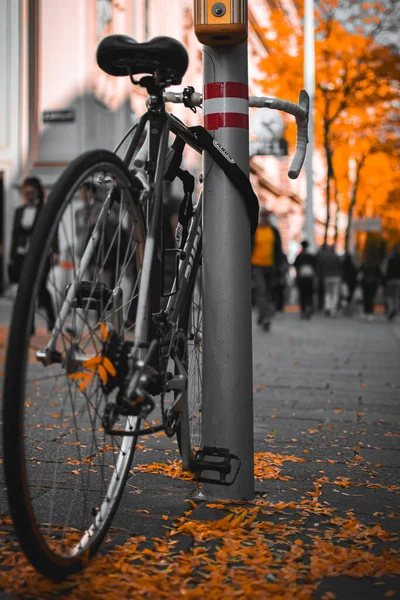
[256,0,400,251]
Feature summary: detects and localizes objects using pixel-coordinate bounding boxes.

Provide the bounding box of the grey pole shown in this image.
[201,41,254,500]
[304,0,316,250]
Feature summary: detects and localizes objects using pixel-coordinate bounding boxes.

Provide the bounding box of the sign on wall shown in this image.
[250,138,288,158]
[250,108,288,158]
[42,110,76,123]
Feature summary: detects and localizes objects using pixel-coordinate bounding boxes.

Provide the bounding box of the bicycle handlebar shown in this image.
[163,91,203,107]
[140,89,309,179]
[249,91,309,179]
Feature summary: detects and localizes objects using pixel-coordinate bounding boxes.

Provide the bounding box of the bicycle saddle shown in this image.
[96,35,189,85]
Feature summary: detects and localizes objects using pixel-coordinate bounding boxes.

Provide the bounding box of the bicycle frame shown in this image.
[37,80,308,414]
[125,112,203,345]
[122,110,204,401]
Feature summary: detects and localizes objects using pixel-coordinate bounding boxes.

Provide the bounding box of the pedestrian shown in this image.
[357,246,382,322]
[294,240,316,319]
[274,252,289,313]
[382,245,400,321]
[317,245,342,317]
[315,244,328,312]
[251,207,283,331]
[8,176,57,332]
[341,252,358,314]
[75,182,102,258]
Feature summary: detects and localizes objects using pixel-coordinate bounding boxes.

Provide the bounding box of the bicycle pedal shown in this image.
[68,281,113,309]
[191,446,241,486]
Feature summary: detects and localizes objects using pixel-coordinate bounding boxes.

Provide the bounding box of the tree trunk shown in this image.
[333,176,340,249]
[345,156,365,253]
[323,122,334,245]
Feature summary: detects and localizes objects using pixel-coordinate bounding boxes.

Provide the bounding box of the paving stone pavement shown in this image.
[0,293,399,598]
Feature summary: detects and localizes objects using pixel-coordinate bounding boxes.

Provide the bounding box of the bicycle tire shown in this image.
[3,149,148,579]
[175,243,203,470]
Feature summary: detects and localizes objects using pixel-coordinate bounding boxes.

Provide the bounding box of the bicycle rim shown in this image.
[3,150,148,578]
[176,250,203,468]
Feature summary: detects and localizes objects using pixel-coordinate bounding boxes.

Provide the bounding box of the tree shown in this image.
[256,0,400,246]
[333,102,400,251]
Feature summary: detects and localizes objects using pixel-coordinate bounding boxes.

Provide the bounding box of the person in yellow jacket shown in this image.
[251,207,283,331]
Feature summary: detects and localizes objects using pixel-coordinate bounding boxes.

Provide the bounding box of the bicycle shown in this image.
[3,34,309,579]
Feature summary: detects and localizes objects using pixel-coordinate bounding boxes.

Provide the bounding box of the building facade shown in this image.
[0,0,315,289]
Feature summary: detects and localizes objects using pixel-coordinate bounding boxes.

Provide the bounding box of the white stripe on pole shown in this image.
[304,0,316,250]
[204,97,249,115]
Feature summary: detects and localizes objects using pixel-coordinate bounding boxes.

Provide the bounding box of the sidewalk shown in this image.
[0,298,400,599]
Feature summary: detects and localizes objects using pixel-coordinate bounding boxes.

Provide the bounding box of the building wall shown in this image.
[0,0,23,289]
[36,0,134,185]
[0,0,314,287]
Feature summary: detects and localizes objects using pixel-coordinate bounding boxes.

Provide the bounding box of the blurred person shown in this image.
[73,182,107,301]
[8,176,57,331]
[294,240,316,319]
[357,246,382,322]
[317,245,342,317]
[251,207,283,331]
[75,182,102,258]
[382,245,400,321]
[341,252,358,314]
[315,244,328,312]
[275,252,289,313]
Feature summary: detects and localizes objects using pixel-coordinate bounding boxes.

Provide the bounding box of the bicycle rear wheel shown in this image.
[3,150,148,579]
[176,246,203,469]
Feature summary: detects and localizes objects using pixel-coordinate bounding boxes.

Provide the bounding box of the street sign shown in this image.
[353,218,382,232]
[249,138,288,158]
[42,110,75,123]
[251,109,284,142]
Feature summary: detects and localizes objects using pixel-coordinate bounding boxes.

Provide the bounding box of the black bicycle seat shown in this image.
[96,35,188,85]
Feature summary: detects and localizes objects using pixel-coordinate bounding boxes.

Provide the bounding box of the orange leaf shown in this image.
[98,364,108,384]
[294,539,303,546]
[102,356,116,377]
[100,321,109,341]
[79,379,88,392]
[68,373,84,380]
[83,356,102,369]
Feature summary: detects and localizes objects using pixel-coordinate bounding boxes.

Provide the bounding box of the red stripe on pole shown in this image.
[204,113,249,130]
[204,82,248,100]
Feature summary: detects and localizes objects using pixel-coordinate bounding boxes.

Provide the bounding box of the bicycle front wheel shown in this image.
[3,150,148,579]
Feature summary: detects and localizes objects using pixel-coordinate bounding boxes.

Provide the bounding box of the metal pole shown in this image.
[304,0,315,250]
[201,40,254,500]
